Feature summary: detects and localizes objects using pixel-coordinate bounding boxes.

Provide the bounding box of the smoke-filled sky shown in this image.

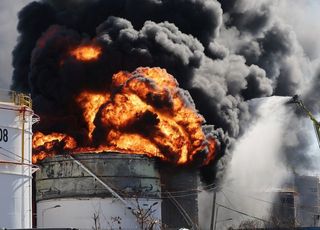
[1,0,320,182]
[0,1,319,88]
[1,1,319,93]
[1,1,320,229]
[0,0,33,89]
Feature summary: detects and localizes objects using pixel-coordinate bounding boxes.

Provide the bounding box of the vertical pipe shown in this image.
[21,107,26,163]
[213,205,220,230]
[210,191,216,230]
[29,116,33,227]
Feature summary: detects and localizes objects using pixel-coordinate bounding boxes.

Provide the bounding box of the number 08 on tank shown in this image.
[0,90,38,229]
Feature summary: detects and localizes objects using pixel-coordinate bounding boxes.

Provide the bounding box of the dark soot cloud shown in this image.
[11,0,318,184]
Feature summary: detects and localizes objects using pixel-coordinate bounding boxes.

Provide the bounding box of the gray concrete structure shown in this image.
[295,175,320,227]
[271,190,298,227]
[160,165,199,229]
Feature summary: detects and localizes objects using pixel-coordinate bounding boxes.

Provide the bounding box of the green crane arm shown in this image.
[292,97,320,148]
[296,101,319,124]
[312,122,320,148]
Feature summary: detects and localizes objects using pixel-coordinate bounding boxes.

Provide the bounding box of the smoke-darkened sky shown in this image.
[0,0,33,89]
[1,1,320,93]
[2,2,320,229]
[1,0,320,183]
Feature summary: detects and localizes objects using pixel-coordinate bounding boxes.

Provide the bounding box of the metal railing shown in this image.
[0,89,32,108]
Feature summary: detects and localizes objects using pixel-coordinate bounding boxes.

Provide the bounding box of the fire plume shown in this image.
[32,67,216,165]
[76,92,110,140]
[32,132,77,163]
[70,45,101,61]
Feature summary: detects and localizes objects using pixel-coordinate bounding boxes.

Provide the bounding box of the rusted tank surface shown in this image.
[36,153,162,229]
[36,153,161,200]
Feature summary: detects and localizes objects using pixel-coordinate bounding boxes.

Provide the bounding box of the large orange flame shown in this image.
[32,67,216,165]
[70,45,101,61]
[76,92,110,140]
[32,132,77,163]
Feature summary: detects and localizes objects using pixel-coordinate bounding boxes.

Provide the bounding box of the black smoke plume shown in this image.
[217,0,320,177]
[11,0,318,184]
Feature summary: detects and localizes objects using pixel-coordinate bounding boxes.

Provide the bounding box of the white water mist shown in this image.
[200,96,294,229]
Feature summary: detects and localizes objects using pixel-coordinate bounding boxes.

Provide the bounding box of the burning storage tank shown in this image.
[30,47,212,228]
[0,90,36,228]
[31,66,212,228]
[35,152,199,229]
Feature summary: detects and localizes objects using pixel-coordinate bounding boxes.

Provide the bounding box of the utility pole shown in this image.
[210,191,216,230]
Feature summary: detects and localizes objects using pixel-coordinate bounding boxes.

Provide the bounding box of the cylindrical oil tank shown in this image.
[36,153,162,229]
[0,90,35,228]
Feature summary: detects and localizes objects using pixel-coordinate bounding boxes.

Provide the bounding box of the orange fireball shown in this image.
[70,45,101,61]
[32,132,77,163]
[32,67,216,165]
[76,92,110,140]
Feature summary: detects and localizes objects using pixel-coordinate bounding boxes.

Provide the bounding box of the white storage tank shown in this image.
[0,90,36,228]
[36,153,162,229]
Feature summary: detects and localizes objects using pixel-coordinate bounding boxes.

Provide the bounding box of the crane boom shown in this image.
[312,122,320,148]
[288,95,320,148]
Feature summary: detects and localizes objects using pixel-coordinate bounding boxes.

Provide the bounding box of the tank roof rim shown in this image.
[38,152,158,163]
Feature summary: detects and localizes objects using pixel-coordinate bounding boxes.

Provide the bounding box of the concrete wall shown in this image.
[160,164,199,229]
